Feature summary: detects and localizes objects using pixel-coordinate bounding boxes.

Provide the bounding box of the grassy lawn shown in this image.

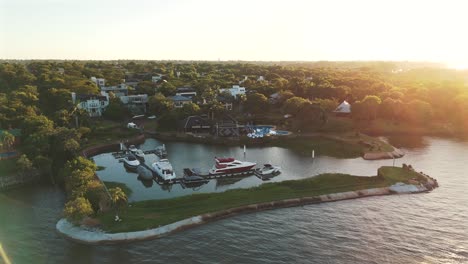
[0,158,18,177]
[82,120,140,149]
[273,136,363,158]
[98,166,424,233]
[103,181,133,196]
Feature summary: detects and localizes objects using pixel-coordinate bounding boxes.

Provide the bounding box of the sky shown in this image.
[1,0,468,68]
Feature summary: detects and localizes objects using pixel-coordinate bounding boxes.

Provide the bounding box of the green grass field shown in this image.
[97,166,426,233]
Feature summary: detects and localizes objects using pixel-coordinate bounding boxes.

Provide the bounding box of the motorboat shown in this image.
[137,165,153,180]
[183,168,208,182]
[209,157,256,175]
[128,145,145,160]
[123,154,140,170]
[255,164,281,175]
[152,159,176,181]
[155,144,167,158]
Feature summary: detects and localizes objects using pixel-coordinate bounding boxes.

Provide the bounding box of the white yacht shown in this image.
[123,154,140,170]
[152,159,176,181]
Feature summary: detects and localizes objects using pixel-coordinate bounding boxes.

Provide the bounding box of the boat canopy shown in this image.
[216,157,235,163]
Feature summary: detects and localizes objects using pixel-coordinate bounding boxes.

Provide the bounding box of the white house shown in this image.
[220,85,246,98]
[90,77,106,87]
[119,94,149,113]
[176,87,197,99]
[100,84,128,97]
[72,92,109,117]
[333,100,351,115]
[257,75,265,82]
[152,74,165,83]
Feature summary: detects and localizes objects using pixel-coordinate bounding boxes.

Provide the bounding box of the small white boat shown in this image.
[255,164,281,175]
[123,155,140,170]
[128,145,145,160]
[152,159,176,181]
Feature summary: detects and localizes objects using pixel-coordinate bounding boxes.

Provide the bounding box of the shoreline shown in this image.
[56,173,438,245]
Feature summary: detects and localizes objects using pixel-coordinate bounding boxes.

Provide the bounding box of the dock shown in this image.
[138,163,256,186]
[112,149,166,159]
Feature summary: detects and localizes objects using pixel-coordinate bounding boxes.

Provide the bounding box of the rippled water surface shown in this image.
[0,137,467,264]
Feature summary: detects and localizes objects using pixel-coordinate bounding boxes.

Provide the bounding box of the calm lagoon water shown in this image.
[0,136,467,264]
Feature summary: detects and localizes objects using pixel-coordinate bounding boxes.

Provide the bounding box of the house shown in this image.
[217,95,233,111]
[269,92,281,104]
[72,92,109,117]
[214,115,241,137]
[175,87,197,99]
[179,115,212,133]
[152,74,165,83]
[170,95,192,108]
[90,77,106,87]
[220,85,246,98]
[333,100,351,116]
[257,75,265,82]
[100,84,128,97]
[119,94,149,114]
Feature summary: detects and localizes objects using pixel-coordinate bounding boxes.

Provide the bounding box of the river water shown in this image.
[0,136,467,263]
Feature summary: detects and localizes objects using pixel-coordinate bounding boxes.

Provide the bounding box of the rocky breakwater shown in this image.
[363,147,405,160]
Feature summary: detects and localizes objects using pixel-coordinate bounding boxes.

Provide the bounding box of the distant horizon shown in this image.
[1,0,467,69]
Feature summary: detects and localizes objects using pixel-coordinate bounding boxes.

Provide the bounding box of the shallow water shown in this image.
[0,136,467,264]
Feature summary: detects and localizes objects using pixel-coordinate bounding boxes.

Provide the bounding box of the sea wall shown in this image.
[363,148,405,160]
[56,174,438,245]
[0,172,40,191]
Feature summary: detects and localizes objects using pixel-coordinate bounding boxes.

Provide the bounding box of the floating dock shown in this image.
[137,163,256,186]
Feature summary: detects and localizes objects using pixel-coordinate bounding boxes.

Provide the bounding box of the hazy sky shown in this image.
[1,0,467,68]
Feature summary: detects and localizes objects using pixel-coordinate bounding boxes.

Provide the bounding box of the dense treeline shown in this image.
[1,60,467,221]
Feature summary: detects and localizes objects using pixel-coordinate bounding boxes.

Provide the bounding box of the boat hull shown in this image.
[209,164,256,175]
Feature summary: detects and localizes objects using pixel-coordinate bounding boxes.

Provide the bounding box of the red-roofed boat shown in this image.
[209,157,256,175]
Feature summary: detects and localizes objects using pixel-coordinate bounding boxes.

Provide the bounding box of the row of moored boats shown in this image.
[122,145,281,182]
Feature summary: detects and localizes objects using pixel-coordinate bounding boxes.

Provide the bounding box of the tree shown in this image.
[148,93,173,115]
[16,154,33,176]
[178,102,200,117]
[109,187,128,215]
[103,97,129,121]
[359,95,382,120]
[245,93,268,114]
[282,96,310,115]
[63,197,94,223]
[157,81,176,96]
[1,131,15,150]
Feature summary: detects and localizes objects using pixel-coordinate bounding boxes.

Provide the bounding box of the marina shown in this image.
[109,140,276,188]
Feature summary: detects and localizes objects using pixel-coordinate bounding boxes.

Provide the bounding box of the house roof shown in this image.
[176,87,196,93]
[0,129,22,137]
[333,100,351,113]
[77,94,108,101]
[170,95,192,102]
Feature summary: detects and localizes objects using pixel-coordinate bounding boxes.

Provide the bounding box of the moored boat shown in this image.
[209,157,256,175]
[152,159,176,181]
[123,154,140,170]
[255,164,281,175]
[128,145,145,160]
